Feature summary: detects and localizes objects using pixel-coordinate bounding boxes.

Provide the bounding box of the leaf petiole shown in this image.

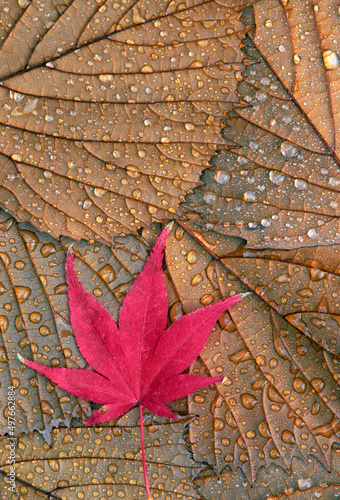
[139,404,153,499]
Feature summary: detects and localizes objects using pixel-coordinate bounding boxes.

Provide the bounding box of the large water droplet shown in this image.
[214,171,230,184]
[243,191,258,202]
[280,142,298,158]
[323,50,340,70]
[269,171,286,185]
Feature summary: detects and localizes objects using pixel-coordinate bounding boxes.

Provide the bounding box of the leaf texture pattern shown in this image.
[195,450,340,500]
[0,418,201,499]
[166,221,340,480]
[0,208,150,437]
[0,0,249,244]
[1,0,340,495]
[186,0,340,249]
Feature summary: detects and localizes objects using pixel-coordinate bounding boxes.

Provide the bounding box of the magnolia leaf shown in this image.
[166,221,340,480]
[0,0,251,244]
[0,419,201,499]
[185,0,340,249]
[0,208,149,437]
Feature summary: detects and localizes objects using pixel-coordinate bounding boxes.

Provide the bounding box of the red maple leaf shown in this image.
[18,226,243,498]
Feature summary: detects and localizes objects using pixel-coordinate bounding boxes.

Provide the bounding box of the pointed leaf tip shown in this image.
[67,243,74,254]
[240,292,252,298]
[165,221,174,231]
[17,353,25,364]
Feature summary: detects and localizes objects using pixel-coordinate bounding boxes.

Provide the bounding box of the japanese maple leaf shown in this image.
[18,226,243,498]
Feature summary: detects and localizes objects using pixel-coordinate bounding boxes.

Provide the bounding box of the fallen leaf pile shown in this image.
[2,0,340,498]
[0,0,249,244]
[18,227,242,495]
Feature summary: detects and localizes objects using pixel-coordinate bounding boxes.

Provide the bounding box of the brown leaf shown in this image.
[0,417,200,499]
[0,209,149,436]
[195,449,340,500]
[185,0,340,249]
[166,221,340,479]
[0,0,249,244]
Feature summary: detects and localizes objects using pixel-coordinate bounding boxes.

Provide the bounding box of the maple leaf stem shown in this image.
[139,404,153,500]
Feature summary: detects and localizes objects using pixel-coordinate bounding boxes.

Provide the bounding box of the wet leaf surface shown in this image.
[195,451,340,500]
[186,0,340,249]
[0,0,250,244]
[166,221,340,480]
[1,0,340,496]
[0,417,201,499]
[0,208,150,437]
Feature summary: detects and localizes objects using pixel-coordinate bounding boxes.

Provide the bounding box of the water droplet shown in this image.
[255,90,268,102]
[282,430,295,444]
[214,171,230,184]
[15,286,31,304]
[98,264,116,284]
[329,177,340,187]
[229,348,252,364]
[11,154,22,162]
[63,433,74,444]
[18,0,30,7]
[261,218,271,227]
[126,166,141,178]
[39,326,50,336]
[293,54,301,64]
[99,74,114,82]
[298,478,312,491]
[293,377,306,393]
[94,188,106,198]
[280,142,298,158]
[29,312,42,324]
[204,192,218,204]
[141,65,154,73]
[214,418,225,431]
[83,199,92,210]
[191,274,203,286]
[241,393,258,410]
[41,400,54,415]
[40,243,57,257]
[294,179,308,190]
[269,171,286,185]
[48,460,60,472]
[323,50,340,70]
[200,294,213,306]
[311,378,325,393]
[11,98,38,116]
[184,122,195,131]
[187,250,198,264]
[255,355,266,366]
[132,189,141,200]
[307,228,317,238]
[243,191,258,202]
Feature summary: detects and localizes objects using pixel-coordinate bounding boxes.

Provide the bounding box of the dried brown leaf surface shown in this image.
[186,0,340,249]
[0,0,250,244]
[166,221,340,480]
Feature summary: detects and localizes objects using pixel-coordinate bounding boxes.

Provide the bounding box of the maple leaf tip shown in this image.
[17,353,25,364]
